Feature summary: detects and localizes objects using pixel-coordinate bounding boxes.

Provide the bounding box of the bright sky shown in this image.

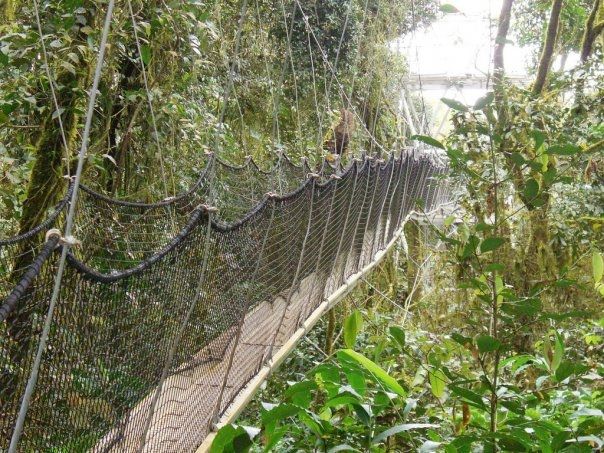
[397,0,531,78]
[393,0,534,133]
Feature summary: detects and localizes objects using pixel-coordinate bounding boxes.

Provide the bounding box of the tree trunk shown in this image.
[580,0,603,62]
[493,0,515,82]
[533,0,564,95]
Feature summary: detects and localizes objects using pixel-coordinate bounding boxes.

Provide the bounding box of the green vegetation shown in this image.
[1,0,603,451]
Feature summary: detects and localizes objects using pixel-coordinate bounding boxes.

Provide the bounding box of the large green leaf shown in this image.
[450,385,487,410]
[439,3,460,13]
[476,335,501,353]
[480,237,505,253]
[441,97,468,112]
[344,310,363,349]
[429,369,447,398]
[473,92,494,110]
[372,423,438,444]
[410,134,445,150]
[389,326,406,349]
[261,403,301,425]
[547,144,580,155]
[523,178,540,200]
[140,44,152,65]
[337,349,405,396]
[211,425,253,453]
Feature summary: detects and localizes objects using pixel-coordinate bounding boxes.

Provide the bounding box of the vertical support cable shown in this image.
[356,158,381,270]
[8,2,116,451]
[344,158,372,277]
[296,174,339,328]
[369,156,396,259]
[383,154,405,243]
[265,176,317,363]
[396,150,416,230]
[137,158,217,451]
[210,198,276,426]
[331,163,358,289]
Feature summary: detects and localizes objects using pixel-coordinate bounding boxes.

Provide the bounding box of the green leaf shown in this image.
[284,381,317,408]
[554,360,577,382]
[480,237,505,253]
[389,326,406,349]
[372,423,438,444]
[450,385,487,410]
[510,152,526,166]
[501,298,542,317]
[410,134,445,150]
[324,395,360,408]
[140,45,152,65]
[476,335,501,353]
[352,404,372,425]
[439,3,461,13]
[211,425,253,453]
[523,178,539,200]
[429,369,447,398]
[485,263,505,272]
[344,310,363,349]
[337,349,406,396]
[261,403,301,425]
[345,370,366,396]
[441,97,468,112]
[547,144,581,155]
[552,332,564,372]
[298,411,323,437]
[593,251,603,284]
[473,92,494,110]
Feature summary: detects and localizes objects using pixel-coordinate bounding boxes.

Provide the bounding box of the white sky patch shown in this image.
[392,0,546,135]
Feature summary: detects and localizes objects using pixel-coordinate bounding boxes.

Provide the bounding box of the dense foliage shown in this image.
[1,0,603,451]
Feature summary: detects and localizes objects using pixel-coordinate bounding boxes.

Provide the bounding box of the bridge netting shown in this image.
[0,150,447,451]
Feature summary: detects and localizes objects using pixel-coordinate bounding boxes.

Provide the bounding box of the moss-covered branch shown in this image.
[533,0,563,95]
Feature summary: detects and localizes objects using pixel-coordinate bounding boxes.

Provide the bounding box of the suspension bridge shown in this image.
[0,0,453,451]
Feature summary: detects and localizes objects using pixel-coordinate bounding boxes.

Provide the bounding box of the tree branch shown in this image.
[533,0,564,95]
[493,0,515,82]
[580,0,603,62]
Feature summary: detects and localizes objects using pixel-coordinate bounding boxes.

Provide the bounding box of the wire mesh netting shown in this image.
[0,150,449,451]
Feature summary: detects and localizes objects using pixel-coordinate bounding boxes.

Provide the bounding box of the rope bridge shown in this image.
[0,150,448,452]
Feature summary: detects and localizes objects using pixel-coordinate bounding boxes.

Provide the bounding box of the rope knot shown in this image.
[329,174,341,180]
[307,172,321,179]
[266,191,278,198]
[45,229,81,247]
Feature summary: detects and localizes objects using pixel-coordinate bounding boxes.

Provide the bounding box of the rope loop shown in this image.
[45,229,81,247]
[329,174,341,180]
[45,228,61,242]
[200,204,219,214]
[306,172,321,179]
